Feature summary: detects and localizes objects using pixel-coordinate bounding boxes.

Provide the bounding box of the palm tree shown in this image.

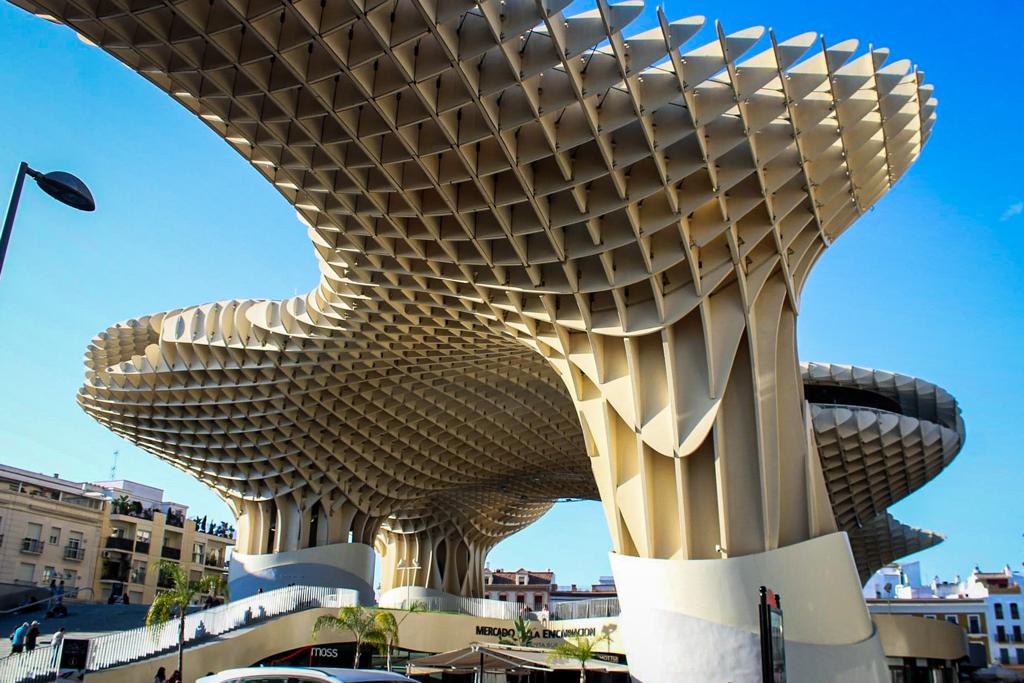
[313,605,384,668]
[373,600,425,671]
[549,633,610,683]
[499,616,535,647]
[372,611,399,671]
[145,560,222,679]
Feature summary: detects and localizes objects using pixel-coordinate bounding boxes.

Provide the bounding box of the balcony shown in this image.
[100,563,130,582]
[105,536,134,552]
[134,541,150,554]
[20,538,44,554]
[160,546,181,561]
[63,545,85,561]
[157,572,175,589]
[204,557,225,570]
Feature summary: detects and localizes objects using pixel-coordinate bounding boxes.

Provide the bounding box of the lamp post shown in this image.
[1,162,95,279]
[396,558,421,610]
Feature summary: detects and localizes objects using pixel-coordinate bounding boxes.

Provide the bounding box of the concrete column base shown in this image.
[611,532,888,682]
[228,542,375,604]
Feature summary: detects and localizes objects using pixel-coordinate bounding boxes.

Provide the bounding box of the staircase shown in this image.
[0,585,355,683]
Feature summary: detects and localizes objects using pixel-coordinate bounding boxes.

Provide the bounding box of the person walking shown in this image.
[168,669,182,683]
[153,666,167,683]
[25,622,40,651]
[56,580,66,602]
[10,622,29,654]
[49,627,65,669]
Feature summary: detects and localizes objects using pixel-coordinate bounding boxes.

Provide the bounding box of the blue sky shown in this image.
[0,0,1021,587]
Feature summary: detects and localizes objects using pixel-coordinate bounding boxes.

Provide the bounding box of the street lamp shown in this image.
[396,558,421,610]
[1,161,95,279]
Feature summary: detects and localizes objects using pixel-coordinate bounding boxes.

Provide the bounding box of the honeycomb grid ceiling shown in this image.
[7,0,953,592]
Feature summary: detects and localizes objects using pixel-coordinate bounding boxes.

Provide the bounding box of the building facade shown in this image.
[965,567,1024,667]
[483,568,554,612]
[88,480,233,604]
[0,465,232,605]
[863,562,1024,669]
[551,576,617,606]
[0,465,105,596]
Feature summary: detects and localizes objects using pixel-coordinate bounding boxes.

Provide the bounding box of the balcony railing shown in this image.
[105,536,134,552]
[204,557,224,569]
[20,538,44,554]
[64,545,85,561]
[135,541,150,554]
[0,585,355,683]
[156,573,175,589]
[160,546,181,561]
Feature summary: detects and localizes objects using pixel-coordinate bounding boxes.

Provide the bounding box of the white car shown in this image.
[197,667,417,683]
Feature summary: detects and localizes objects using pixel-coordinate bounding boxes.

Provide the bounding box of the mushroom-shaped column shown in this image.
[480,21,935,683]
[376,491,557,600]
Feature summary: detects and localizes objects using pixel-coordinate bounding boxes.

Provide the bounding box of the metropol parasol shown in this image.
[9,0,957,676]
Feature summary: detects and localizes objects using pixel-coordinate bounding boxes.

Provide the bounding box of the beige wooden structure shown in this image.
[5,0,958,675]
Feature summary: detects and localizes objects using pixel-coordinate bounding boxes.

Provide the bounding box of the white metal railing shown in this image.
[0,585,355,683]
[550,597,620,621]
[379,593,521,621]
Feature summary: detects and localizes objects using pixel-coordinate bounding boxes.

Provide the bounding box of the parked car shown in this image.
[197,668,416,683]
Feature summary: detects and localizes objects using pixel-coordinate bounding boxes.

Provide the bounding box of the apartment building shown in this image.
[0,466,105,596]
[0,465,233,605]
[963,566,1024,667]
[483,568,555,611]
[89,479,233,604]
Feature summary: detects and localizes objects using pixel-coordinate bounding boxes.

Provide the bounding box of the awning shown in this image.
[406,643,628,676]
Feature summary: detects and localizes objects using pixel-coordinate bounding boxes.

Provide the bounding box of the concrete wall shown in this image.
[874,613,969,661]
[88,608,622,683]
[228,543,375,604]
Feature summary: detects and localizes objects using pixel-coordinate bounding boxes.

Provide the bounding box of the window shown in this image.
[16,562,34,583]
[516,574,527,586]
[498,593,507,601]
[1014,625,1022,643]
[48,527,61,545]
[1016,648,1024,665]
[997,626,1006,642]
[516,594,525,604]
[130,560,147,584]
[996,603,1005,620]
[136,529,151,543]
[25,522,42,540]
[924,614,936,620]
[63,569,78,585]
[43,566,57,581]
[945,615,959,625]
[67,531,83,549]
[1012,603,1021,620]
[1000,648,1010,665]
[969,615,982,634]
[192,543,205,564]
[485,574,492,585]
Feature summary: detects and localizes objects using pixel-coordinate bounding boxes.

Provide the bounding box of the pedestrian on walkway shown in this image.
[25,622,40,651]
[153,665,167,683]
[49,627,65,668]
[10,622,29,654]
